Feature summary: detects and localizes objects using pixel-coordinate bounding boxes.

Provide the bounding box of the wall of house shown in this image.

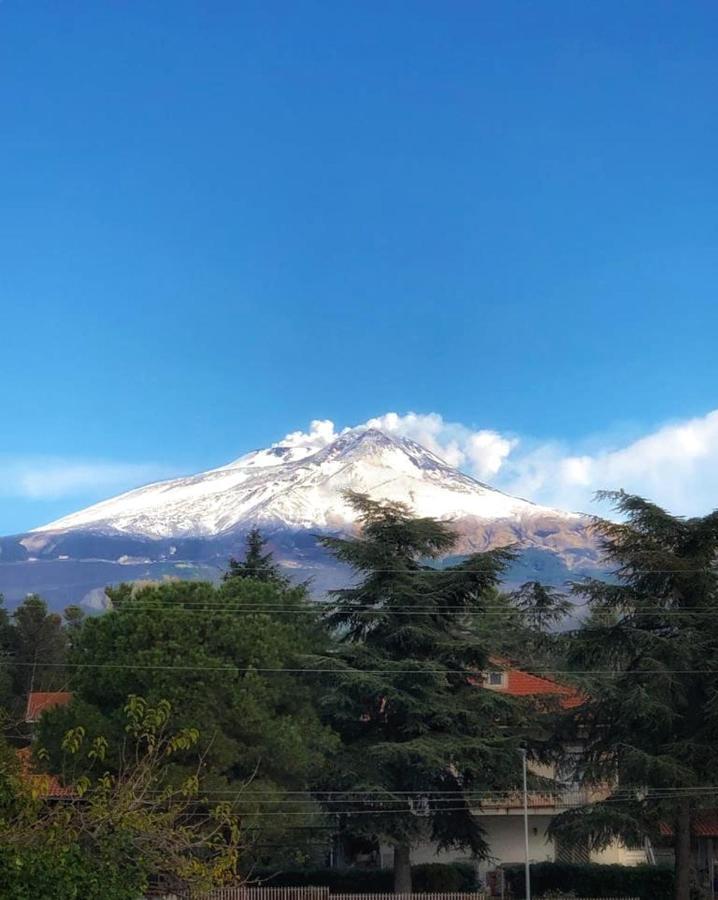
[380,813,557,879]
[380,813,647,880]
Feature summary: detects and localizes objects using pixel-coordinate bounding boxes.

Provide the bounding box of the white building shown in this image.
[370,666,648,891]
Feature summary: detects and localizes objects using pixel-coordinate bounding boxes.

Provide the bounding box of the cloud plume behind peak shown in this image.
[274,408,718,518]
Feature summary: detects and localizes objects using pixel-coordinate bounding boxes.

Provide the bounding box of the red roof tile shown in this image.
[25,691,72,723]
[505,669,583,709]
[661,810,718,837]
[16,747,75,798]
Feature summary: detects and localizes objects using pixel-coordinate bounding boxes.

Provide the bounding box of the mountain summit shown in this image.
[0,428,601,609]
[37,428,576,538]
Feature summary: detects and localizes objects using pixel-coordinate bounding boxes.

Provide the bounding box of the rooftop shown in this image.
[25,691,72,723]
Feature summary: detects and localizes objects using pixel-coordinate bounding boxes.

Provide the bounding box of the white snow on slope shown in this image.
[35,429,578,539]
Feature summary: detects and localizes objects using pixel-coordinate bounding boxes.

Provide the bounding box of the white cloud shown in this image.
[274,419,338,453]
[13,408,717,517]
[363,412,517,480]
[277,409,718,516]
[0,458,169,501]
[500,410,718,516]
[274,412,517,481]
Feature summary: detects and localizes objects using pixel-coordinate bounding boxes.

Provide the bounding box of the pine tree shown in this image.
[317,492,530,892]
[224,527,287,585]
[548,491,718,900]
[469,582,571,670]
[0,595,17,710]
[12,594,67,697]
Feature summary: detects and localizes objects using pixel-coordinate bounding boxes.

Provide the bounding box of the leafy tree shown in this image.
[224,527,288,585]
[548,491,718,900]
[38,578,337,865]
[62,605,87,658]
[12,594,67,697]
[0,594,18,710]
[1,696,242,898]
[316,493,532,892]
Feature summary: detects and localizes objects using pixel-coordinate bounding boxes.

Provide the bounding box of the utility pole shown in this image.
[519,748,531,900]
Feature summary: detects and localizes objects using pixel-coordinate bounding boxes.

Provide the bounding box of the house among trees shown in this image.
[338,663,651,886]
[19,691,75,797]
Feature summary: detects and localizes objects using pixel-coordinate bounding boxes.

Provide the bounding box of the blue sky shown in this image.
[2,1,718,533]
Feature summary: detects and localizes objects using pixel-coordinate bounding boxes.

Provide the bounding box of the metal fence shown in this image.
[164,888,639,900]
[186,891,489,900]
[328,894,487,900]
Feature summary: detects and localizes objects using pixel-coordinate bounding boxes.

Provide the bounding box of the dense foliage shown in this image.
[8,495,718,897]
[0,845,142,900]
[0,593,70,713]
[548,491,718,900]
[253,862,478,891]
[37,575,337,865]
[315,492,536,891]
[504,861,675,900]
[0,696,242,898]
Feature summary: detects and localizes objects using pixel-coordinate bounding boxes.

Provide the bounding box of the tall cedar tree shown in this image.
[548,491,718,900]
[224,527,288,585]
[318,493,530,893]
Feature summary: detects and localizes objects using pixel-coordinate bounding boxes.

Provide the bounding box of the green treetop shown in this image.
[37,577,337,867]
[2,696,243,898]
[12,594,67,697]
[316,492,533,893]
[224,527,288,585]
[548,491,718,900]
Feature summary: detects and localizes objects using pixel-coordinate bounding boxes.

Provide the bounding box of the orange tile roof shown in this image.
[25,691,72,723]
[661,810,718,837]
[16,747,75,798]
[505,669,583,709]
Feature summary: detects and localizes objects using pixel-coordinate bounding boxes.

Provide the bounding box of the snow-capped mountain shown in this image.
[35,429,576,538]
[0,428,602,609]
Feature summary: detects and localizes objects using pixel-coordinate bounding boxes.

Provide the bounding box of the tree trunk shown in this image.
[675,799,692,900]
[393,843,412,894]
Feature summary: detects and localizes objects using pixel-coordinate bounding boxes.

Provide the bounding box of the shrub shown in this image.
[413,862,476,891]
[253,862,477,892]
[0,845,144,900]
[503,861,674,900]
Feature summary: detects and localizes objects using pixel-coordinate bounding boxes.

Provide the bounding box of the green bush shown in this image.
[253,862,477,892]
[413,862,476,891]
[0,845,145,900]
[504,861,674,900]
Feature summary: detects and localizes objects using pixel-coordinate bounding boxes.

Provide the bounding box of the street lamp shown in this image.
[519,748,532,900]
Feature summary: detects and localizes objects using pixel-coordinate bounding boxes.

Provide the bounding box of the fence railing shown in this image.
[194,890,330,900]
[328,894,487,900]
[187,891,489,900]
[163,889,641,900]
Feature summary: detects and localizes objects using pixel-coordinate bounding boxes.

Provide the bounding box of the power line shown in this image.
[80,601,718,618]
[48,790,718,819]
[135,787,718,801]
[8,660,718,675]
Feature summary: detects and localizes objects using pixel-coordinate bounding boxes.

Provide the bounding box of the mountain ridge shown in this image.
[0,427,603,609]
[35,428,578,538]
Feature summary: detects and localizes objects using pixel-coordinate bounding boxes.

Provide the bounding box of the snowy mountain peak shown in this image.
[35,427,578,539]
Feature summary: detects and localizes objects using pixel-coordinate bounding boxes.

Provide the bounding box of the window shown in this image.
[486,671,506,688]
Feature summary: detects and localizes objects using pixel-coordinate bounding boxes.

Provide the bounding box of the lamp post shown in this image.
[519,748,532,900]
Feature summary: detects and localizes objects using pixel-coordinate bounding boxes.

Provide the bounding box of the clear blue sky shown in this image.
[2,1,718,533]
